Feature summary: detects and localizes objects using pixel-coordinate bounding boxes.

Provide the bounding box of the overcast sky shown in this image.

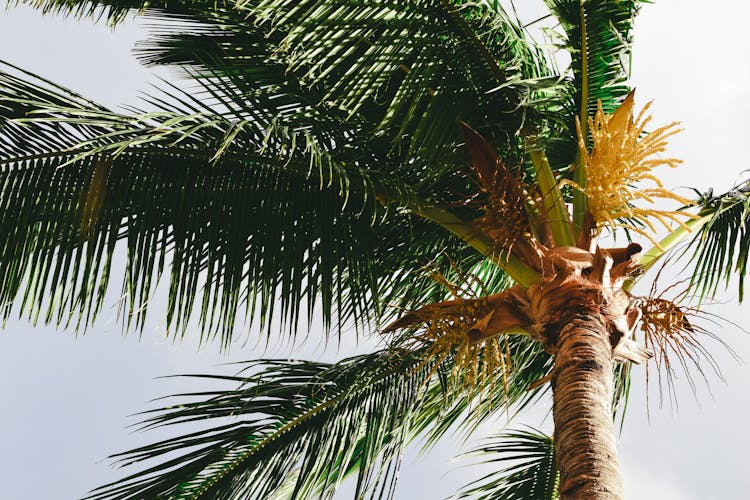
[1,1,749,499]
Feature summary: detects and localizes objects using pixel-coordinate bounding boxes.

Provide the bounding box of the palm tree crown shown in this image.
[1,0,748,498]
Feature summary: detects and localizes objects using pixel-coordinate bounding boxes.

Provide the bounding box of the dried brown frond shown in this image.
[460,122,531,252]
[571,92,697,246]
[476,162,531,252]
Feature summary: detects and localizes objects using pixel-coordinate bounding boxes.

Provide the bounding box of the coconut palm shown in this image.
[1,0,748,499]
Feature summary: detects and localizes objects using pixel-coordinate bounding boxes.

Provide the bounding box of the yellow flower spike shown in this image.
[393,265,523,398]
[570,91,698,246]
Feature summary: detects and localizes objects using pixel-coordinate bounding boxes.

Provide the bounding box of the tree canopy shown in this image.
[1,0,749,498]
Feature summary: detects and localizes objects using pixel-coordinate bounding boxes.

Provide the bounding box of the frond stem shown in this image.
[528,147,574,247]
[178,354,424,499]
[572,1,589,236]
[623,215,710,292]
[414,206,539,287]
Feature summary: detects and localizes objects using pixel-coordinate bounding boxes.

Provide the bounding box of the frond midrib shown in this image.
[174,353,427,499]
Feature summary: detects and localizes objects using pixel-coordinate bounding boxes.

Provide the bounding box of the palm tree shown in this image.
[1,0,748,498]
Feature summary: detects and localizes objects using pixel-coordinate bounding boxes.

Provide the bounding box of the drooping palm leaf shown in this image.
[246,0,560,164]
[455,428,558,500]
[86,335,551,500]
[17,0,562,164]
[624,178,750,302]
[87,353,427,500]
[687,179,750,301]
[0,0,569,339]
[12,0,187,24]
[2,62,518,342]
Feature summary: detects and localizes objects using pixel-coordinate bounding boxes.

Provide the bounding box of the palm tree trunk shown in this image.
[552,313,624,499]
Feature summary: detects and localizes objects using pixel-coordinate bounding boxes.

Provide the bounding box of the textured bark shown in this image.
[552,312,624,499]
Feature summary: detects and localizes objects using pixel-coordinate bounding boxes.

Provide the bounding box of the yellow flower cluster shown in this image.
[574,92,695,244]
[417,300,508,395]
[402,267,511,396]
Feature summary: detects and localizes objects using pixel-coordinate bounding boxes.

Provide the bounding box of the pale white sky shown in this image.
[0,2,749,499]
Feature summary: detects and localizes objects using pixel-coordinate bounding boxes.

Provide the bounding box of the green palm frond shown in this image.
[3,61,519,341]
[2,1,560,340]
[558,1,641,101]
[626,178,750,301]
[544,0,643,123]
[87,353,427,500]
[86,336,551,500]
[14,0,199,25]
[241,0,551,162]
[0,62,361,338]
[687,178,750,301]
[455,428,558,500]
[16,0,564,163]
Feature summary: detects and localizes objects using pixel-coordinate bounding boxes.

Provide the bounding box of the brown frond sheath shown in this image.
[388,242,650,362]
[466,286,532,343]
[547,246,595,273]
[608,243,643,286]
[383,297,470,333]
[383,286,530,339]
[576,211,597,251]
